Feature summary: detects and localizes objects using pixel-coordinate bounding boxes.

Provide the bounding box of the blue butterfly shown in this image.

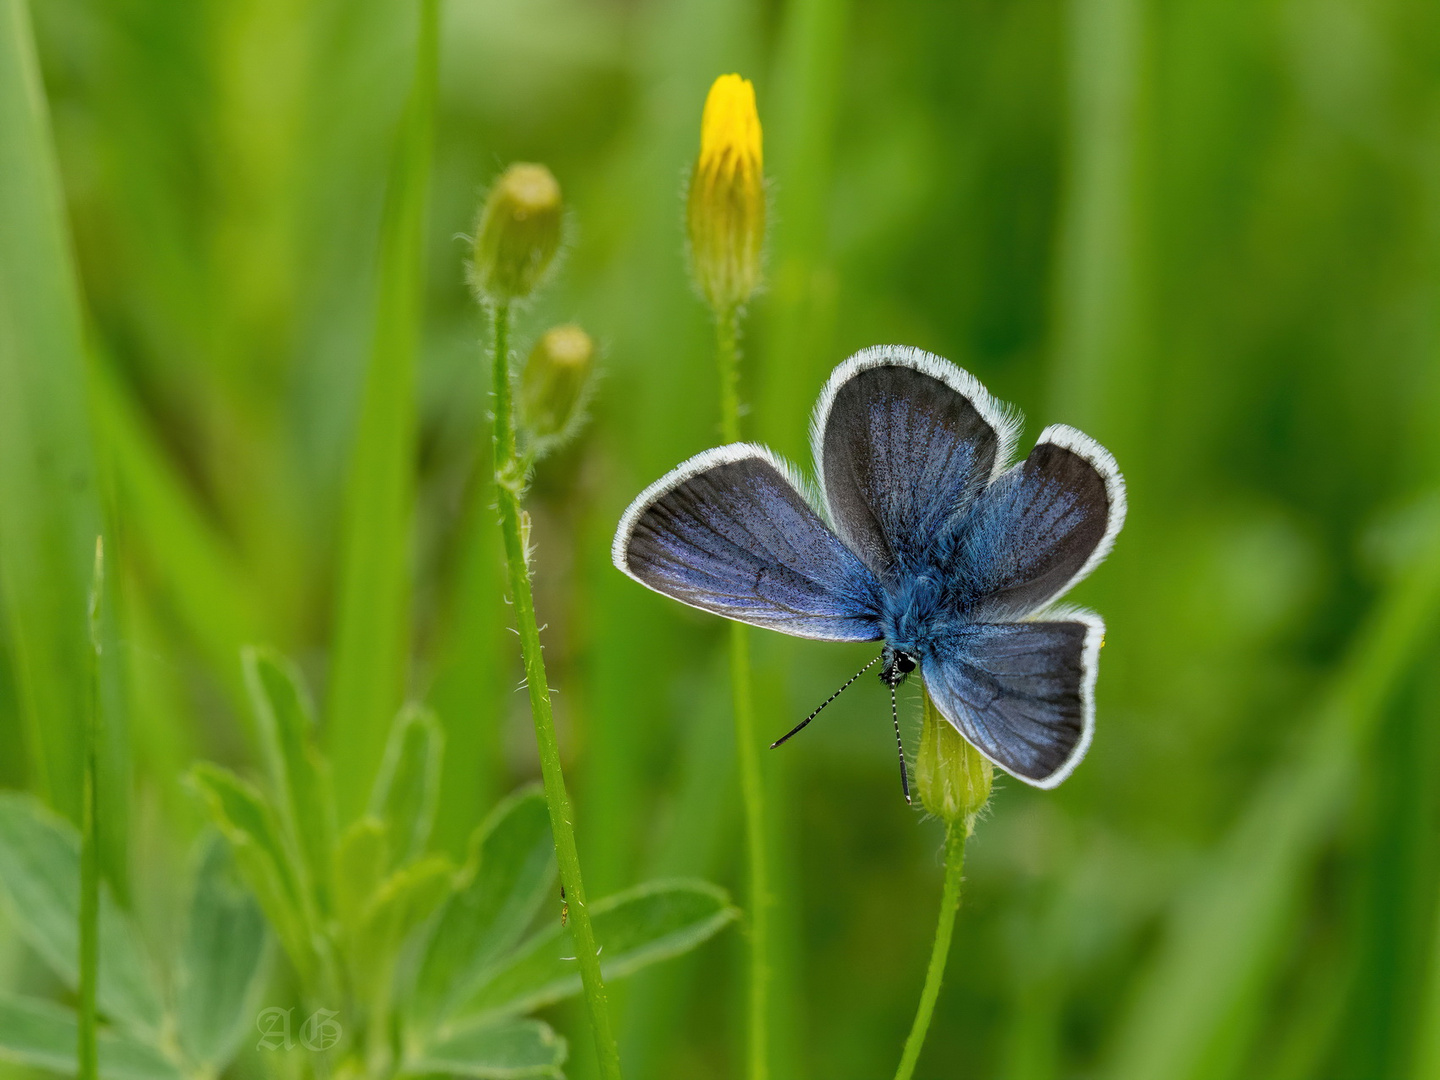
[612,346,1126,793]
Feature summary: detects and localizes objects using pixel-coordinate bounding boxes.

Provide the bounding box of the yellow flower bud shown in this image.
[520,324,595,450]
[916,689,993,833]
[686,74,765,313]
[470,163,563,303]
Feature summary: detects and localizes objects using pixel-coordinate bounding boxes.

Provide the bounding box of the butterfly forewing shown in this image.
[813,347,1018,581]
[613,445,884,641]
[921,616,1101,788]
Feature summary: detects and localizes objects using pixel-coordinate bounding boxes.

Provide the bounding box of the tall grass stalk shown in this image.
[78,538,103,1080]
[894,822,966,1080]
[488,301,623,1080]
[1417,878,1440,1079]
[717,305,772,1080]
[327,0,438,821]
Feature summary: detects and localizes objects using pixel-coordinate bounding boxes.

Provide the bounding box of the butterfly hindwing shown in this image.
[813,346,1019,581]
[613,445,884,641]
[957,425,1126,620]
[921,615,1102,788]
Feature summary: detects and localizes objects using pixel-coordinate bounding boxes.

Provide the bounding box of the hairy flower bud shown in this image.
[470,163,563,303]
[520,324,594,449]
[686,74,765,313]
[916,690,992,832]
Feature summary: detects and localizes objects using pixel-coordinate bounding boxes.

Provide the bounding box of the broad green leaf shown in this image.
[0,794,162,1036]
[243,647,334,910]
[349,855,454,1002]
[410,787,555,1027]
[408,1018,565,1079]
[177,835,270,1069]
[369,703,443,865]
[450,880,736,1026]
[333,817,390,932]
[0,994,181,1080]
[188,764,314,983]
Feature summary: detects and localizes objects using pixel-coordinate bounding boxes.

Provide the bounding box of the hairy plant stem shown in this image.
[488,302,623,1080]
[717,305,770,1080]
[895,821,967,1080]
[78,538,102,1080]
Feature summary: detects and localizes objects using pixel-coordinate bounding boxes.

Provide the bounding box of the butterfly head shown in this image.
[881,646,917,688]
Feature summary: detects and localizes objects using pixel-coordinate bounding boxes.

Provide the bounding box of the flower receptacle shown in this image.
[916,689,993,833]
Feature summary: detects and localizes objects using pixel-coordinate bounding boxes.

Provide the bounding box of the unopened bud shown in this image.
[470,163,563,303]
[520,325,594,450]
[916,689,992,832]
[686,74,765,313]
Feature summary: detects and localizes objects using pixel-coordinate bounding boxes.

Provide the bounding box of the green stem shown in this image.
[78,538,103,1080]
[894,821,967,1080]
[716,307,770,1080]
[489,303,623,1080]
[717,306,744,446]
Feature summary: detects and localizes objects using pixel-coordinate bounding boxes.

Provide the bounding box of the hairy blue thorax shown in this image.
[874,505,998,659]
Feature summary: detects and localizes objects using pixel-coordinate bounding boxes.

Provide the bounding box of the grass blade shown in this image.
[1049,0,1149,441]
[1105,524,1440,1080]
[88,350,264,716]
[78,540,103,1080]
[326,0,439,822]
[0,0,110,841]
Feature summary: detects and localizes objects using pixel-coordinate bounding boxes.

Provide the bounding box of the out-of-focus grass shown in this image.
[326,0,438,824]
[0,0,126,896]
[3,0,1440,1078]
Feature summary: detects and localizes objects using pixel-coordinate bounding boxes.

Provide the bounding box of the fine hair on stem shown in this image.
[488,299,624,1080]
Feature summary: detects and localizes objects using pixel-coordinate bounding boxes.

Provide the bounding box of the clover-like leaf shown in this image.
[244,647,334,912]
[0,994,181,1080]
[447,880,735,1027]
[409,786,555,1028]
[189,764,314,982]
[0,795,163,1038]
[176,835,270,1069]
[369,704,443,867]
[407,1018,565,1079]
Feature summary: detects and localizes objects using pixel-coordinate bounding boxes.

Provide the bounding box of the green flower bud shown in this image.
[470,163,563,303]
[686,74,765,313]
[916,689,993,833]
[520,324,594,450]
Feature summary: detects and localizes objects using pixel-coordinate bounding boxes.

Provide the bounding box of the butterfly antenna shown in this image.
[770,654,882,749]
[891,683,911,805]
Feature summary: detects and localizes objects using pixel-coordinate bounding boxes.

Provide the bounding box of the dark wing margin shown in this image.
[613,444,883,642]
[811,346,1020,581]
[921,615,1102,788]
[958,424,1126,621]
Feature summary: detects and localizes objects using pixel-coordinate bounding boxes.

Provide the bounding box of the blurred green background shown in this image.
[4,0,1440,1077]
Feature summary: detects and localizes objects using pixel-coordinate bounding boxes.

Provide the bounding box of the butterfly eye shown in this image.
[896,652,917,675]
